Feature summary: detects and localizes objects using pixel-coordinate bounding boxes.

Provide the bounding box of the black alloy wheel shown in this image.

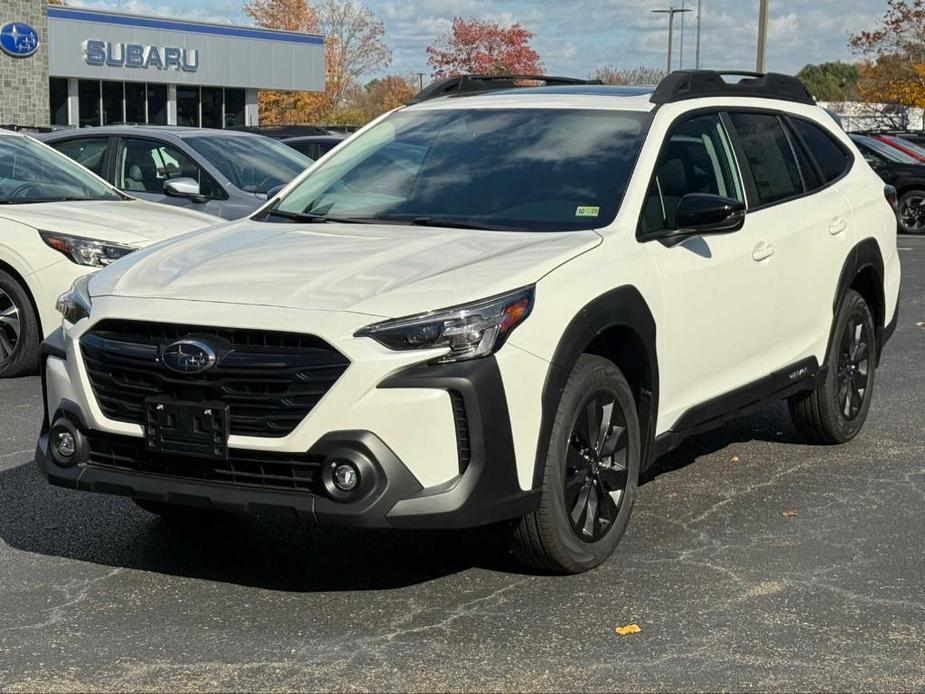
[835,311,871,421]
[565,393,630,543]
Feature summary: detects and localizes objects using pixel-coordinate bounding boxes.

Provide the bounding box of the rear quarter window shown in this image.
[789,118,851,183]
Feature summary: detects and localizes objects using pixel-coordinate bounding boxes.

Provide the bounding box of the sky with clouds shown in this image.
[69,0,888,80]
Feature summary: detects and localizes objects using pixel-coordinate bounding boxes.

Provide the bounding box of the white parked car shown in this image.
[0,129,220,378]
[37,72,901,574]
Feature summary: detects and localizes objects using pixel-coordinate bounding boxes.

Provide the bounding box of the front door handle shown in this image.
[829,218,848,236]
[752,241,776,262]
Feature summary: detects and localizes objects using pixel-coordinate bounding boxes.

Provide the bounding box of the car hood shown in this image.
[90,220,602,317]
[0,199,220,245]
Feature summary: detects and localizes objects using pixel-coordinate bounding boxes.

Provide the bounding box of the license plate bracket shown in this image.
[144,397,230,460]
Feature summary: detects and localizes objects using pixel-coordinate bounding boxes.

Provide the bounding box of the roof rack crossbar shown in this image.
[650,70,815,106]
[409,74,603,104]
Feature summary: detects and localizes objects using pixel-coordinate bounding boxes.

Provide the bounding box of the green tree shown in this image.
[796,62,861,101]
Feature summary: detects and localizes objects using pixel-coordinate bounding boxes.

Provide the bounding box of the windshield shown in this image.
[184,135,312,194]
[853,135,919,164]
[0,135,122,204]
[270,108,651,232]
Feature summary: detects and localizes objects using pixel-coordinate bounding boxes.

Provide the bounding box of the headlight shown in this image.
[40,230,135,267]
[356,287,534,363]
[55,275,93,324]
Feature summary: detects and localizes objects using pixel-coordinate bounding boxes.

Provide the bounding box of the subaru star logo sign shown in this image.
[161,340,217,374]
[0,22,40,58]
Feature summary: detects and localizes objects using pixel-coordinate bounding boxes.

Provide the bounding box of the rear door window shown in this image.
[728,112,804,205]
[50,138,110,178]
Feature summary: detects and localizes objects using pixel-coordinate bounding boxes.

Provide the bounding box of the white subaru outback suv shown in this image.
[36,72,901,574]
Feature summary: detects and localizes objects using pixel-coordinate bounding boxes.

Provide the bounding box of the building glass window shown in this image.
[201,87,223,129]
[147,84,168,125]
[49,78,69,126]
[78,80,101,127]
[101,81,124,126]
[224,88,246,128]
[125,83,147,124]
[177,86,200,127]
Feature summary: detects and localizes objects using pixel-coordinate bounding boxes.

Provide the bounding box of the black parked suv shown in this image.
[850,134,925,234]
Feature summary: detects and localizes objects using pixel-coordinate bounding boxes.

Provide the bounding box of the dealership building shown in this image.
[0,0,325,128]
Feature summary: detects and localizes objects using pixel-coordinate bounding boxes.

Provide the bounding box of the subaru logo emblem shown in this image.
[0,22,40,59]
[161,340,217,374]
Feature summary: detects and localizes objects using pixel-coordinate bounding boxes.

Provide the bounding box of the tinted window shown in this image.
[185,135,312,194]
[641,114,744,234]
[729,113,803,205]
[790,118,850,183]
[0,136,120,203]
[274,109,652,232]
[51,138,110,177]
[49,78,68,126]
[115,138,222,198]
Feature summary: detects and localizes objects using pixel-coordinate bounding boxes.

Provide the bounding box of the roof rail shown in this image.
[650,70,815,106]
[409,74,602,104]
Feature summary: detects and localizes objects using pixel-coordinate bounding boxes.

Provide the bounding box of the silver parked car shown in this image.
[39,126,313,219]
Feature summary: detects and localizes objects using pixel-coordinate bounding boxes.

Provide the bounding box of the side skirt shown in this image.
[652,357,822,459]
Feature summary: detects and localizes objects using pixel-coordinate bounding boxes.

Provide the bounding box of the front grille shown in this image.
[80,320,350,438]
[86,431,325,494]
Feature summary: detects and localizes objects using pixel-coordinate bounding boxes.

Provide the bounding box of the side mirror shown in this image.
[651,193,746,246]
[163,177,206,202]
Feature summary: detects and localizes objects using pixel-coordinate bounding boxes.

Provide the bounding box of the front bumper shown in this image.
[37,329,540,529]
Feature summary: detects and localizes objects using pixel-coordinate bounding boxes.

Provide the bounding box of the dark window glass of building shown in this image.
[201,87,223,129]
[125,83,147,124]
[78,80,101,127]
[177,86,200,127]
[102,81,124,126]
[52,138,110,177]
[224,89,246,128]
[49,78,69,126]
[147,84,168,125]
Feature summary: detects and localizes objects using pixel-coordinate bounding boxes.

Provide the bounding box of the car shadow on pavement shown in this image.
[0,459,520,591]
[0,403,805,590]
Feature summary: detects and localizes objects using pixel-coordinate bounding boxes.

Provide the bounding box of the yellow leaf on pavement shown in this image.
[615,624,641,636]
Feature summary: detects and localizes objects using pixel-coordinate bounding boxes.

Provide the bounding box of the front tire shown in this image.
[509,354,641,574]
[0,270,40,379]
[789,289,877,444]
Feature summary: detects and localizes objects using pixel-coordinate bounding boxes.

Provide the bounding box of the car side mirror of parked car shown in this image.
[650,193,746,247]
[164,177,207,203]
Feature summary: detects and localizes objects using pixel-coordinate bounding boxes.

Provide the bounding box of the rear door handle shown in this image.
[829,218,848,235]
[752,241,776,262]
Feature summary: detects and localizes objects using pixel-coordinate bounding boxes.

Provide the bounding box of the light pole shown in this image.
[756,0,770,72]
[652,7,692,74]
[416,72,426,91]
[695,0,703,69]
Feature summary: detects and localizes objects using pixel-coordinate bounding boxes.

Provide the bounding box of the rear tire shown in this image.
[789,289,877,444]
[897,189,925,235]
[509,354,641,574]
[0,270,40,379]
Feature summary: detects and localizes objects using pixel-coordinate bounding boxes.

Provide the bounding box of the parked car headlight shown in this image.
[40,230,136,267]
[55,275,93,324]
[356,287,534,363]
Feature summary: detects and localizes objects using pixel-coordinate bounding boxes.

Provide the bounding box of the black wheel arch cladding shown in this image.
[829,238,886,364]
[533,285,659,489]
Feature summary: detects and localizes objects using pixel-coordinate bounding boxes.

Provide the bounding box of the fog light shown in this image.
[54,430,76,459]
[333,462,359,491]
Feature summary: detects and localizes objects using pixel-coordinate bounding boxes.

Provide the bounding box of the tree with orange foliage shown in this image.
[243,0,391,124]
[851,0,925,107]
[426,18,542,79]
[353,75,417,122]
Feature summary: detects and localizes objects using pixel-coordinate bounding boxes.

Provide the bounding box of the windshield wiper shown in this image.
[0,196,118,205]
[409,216,526,231]
[264,209,379,224]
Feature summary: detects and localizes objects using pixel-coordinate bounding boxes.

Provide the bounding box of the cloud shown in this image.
[75,0,888,78]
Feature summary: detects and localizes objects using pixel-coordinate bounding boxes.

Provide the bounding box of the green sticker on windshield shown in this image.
[576,206,600,217]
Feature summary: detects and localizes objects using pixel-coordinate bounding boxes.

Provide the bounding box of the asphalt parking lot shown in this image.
[1,237,923,693]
